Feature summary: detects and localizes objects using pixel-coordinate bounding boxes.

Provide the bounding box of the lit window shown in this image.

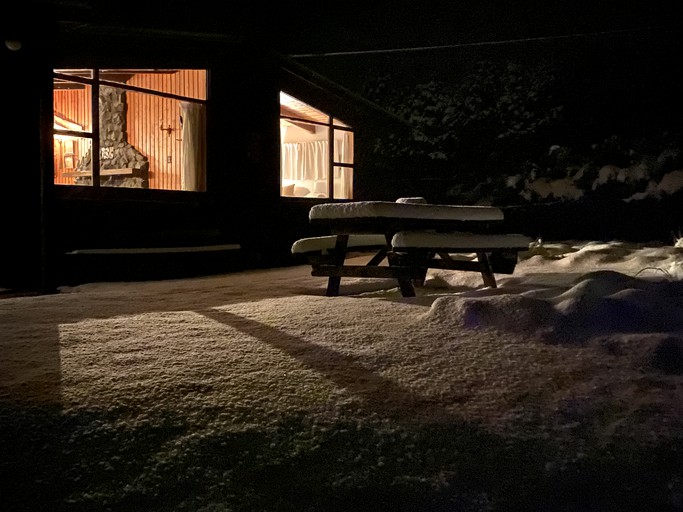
[280,92,354,199]
[53,69,207,191]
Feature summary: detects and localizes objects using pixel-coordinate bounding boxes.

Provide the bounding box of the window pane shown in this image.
[280,92,329,124]
[99,86,151,189]
[280,178,329,198]
[334,129,354,165]
[54,80,92,133]
[53,135,92,186]
[53,72,92,186]
[52,69,207,191]
[99,78,207,190]
[280,121,330,198]
[334,166,353,199]
[98,87,207,191]
[280,91,354,200]
[101,69,207,100]
[54,69,93,79]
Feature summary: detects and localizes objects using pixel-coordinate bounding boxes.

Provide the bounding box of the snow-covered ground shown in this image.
[1,239,682,510]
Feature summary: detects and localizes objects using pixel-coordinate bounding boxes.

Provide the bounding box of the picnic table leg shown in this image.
[412,251,434,288]
[397,278,416,297]
[477,252,498,288]
[387,252,416,297]
[326,234,349,296]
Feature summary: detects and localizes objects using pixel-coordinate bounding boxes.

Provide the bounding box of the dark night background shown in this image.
[15,1,683,240]
[159,0,682,209]
[264,1,683,240]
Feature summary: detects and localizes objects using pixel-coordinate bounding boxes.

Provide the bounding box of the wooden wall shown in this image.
[128,70,207,190]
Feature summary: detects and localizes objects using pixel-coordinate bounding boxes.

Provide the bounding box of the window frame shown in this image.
[52,68,208,191]
[279,91,355,200]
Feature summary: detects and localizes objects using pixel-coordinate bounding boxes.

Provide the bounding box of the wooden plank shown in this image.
[424,258,482,272]
[325,234,348,296]
[312,217,502,234]
[311,265,425,279]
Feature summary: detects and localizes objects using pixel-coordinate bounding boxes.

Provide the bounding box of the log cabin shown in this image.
[3,12,409,292]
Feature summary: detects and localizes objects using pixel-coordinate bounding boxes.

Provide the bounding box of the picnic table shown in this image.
[293,200,532,297]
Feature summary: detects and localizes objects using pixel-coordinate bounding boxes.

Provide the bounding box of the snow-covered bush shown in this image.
[364,58,563,189]
[362,56,681,206]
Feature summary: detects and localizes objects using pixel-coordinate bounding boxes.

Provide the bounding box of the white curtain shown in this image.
[335,167,353,199]
[334,132,353,198]
[180,101,206,191]
[281,140,329,181]
[336,131,352,164]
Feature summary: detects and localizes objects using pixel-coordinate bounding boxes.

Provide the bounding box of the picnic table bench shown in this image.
[292,199,532,297]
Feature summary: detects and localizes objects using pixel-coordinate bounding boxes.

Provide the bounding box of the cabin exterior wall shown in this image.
[2,25,389,290]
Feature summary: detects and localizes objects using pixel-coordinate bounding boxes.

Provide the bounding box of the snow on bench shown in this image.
[391,231,532,251]
[291,234,387,254]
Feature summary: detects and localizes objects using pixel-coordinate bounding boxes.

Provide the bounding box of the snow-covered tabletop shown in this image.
[309,201,504,222]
